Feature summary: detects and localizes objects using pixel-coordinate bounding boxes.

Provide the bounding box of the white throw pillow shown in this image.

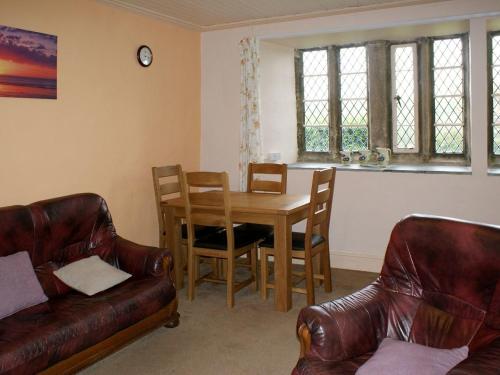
[356,338,468,375]
[54,255,131,296]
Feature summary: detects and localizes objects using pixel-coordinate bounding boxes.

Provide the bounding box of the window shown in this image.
[302,49,329,152]
[295,34,470,164]
[339,46,369,151]
[391,44,419,152]
[490,33,500,162]
[432,38,465,154]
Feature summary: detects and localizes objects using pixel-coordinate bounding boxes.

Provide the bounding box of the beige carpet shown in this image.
[81,268,377,375]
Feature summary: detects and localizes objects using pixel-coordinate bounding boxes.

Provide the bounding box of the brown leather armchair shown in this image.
[292,215,500,375]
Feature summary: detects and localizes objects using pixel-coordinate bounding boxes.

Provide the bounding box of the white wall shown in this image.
[260,41,297,163]
[201,0,500,272]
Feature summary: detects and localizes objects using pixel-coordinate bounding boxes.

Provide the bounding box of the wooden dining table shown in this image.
[161,191,310,312]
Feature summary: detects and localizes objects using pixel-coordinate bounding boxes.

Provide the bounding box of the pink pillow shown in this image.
[356,338,468,375]
[0,251,48,319]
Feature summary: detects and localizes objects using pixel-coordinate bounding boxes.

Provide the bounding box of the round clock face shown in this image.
[137,45,153,67]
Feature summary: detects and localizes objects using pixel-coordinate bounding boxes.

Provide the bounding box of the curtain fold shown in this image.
[239,37,263,192]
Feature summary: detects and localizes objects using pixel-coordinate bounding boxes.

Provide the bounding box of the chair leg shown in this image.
[260,248,268,300]
[227,256,235,308]
[187,247,195,301]
[304,253,315,306]
[313,254,322,287]
[251,245,258,291]
[322,246,332,293]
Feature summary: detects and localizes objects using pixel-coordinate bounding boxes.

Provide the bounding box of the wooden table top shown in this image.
[162,191,310,216]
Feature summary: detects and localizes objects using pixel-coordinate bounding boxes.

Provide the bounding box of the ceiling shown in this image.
[100,0,452,31]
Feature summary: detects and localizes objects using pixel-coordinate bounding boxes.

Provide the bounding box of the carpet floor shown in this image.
[81,268,377,375]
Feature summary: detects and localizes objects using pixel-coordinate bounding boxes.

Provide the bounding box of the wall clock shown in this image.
[137,45,153,67]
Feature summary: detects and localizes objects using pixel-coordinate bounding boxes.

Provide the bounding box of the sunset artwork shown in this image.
[0,25,57,99]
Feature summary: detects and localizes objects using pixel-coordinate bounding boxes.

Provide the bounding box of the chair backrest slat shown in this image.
[154,165,181,179]
[159,182,181,196]
[247,163,287,194]
[305,168,336,249]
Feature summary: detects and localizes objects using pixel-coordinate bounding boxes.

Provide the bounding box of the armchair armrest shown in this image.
[114,236,173,279]
[297,283,390,362]
[448,338,500,375]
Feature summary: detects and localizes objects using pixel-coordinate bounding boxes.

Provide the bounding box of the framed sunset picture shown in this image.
[0,25,57,99]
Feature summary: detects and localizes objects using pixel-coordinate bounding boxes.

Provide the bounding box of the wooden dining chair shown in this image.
[239,163,288,239]
[247,162,288,194]
[259,167,336,306]
[152,165,220,284]
[152,164,183,249]
[182,171,261,308]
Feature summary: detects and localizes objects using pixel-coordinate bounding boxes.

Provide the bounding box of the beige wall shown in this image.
[0,0,200,246]
[201,0,500,272]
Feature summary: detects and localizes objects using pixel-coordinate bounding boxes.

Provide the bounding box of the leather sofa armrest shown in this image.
[296,283,390,363]
[447,338,500,375]
[114,236,173,279]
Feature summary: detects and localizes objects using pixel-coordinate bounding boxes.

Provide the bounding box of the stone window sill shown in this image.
[289,162,472,175]
[487,168,500,176]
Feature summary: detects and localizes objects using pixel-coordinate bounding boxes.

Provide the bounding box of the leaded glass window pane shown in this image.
[339,46,368,151]
[433,38,464,154]
[492,35,500,155]
[302,49,329,152]
[392,44,418,151]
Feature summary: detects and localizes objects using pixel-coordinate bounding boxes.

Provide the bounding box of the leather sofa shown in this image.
[293,215,500,374]
[0,193,179,374]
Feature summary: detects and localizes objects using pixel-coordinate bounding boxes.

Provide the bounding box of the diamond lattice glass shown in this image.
[494,126,500,155]
[492,36,500,155]
[305,127,329,152]
[339,46,368,151]
[302,50,329,152]
[393,45,417,150]
[433,38,464,154]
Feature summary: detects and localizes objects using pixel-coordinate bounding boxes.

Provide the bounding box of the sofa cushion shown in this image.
[54,256,131,296]
[292,352,373,375]
[260,232,325,250]
[35,261,72,298]
[355,338,468,375]
[0,251,48,320]
[0,276,175,374]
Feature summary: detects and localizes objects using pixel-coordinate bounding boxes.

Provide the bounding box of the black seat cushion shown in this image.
[236,223,274,240]
[193,225,262,250]
[260,232,325,250]
[181,224,222,240]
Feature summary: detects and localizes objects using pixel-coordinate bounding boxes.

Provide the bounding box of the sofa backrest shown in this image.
[379,215,500,350]
[0,193,116,267]
[0,205,35,258]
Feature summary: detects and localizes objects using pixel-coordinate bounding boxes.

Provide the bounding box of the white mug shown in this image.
[376,147,391,166]
[340,151,351,164]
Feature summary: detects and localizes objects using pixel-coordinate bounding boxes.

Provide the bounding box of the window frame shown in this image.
[391,42,420,154]
[295,33,470,165]
[488,31,500,166]
[429,34,470,162]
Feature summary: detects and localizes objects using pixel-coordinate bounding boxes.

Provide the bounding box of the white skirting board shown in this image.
[330,250,383,273]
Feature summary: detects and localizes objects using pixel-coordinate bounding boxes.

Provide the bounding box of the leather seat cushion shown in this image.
[0,276,175,375]
[292,353,373,375]
[236,223,274,240]
[260,232,325,250]
[180,224,222,240]
[193,225,262,250]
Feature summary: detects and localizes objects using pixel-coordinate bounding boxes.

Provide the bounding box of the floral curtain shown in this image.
[239,37,263,191]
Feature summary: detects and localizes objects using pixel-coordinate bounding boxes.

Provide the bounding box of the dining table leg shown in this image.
[274,214,292,312]
[164,205,184,289]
